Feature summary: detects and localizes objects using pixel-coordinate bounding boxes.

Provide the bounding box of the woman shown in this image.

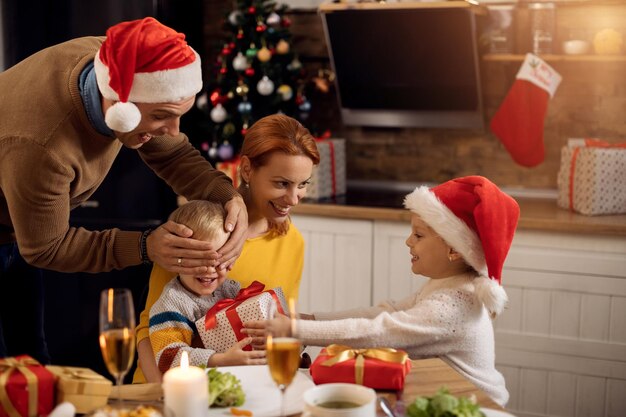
[134,114,320,382]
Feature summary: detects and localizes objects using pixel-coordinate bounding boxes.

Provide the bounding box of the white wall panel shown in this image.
[547,372,576,417]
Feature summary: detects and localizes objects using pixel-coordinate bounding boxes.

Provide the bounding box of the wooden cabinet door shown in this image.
[291,214,373,313]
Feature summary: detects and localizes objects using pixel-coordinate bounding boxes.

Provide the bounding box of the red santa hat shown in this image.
[403,176,520,317]
[94,17,203,132]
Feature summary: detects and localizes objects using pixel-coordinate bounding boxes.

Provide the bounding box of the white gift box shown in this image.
[308,138,346,200]
[557,139,626,216]
[196,285,287,353]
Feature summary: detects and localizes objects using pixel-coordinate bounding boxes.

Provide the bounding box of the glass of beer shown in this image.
[98,288,136,405]
[266,298,301,417]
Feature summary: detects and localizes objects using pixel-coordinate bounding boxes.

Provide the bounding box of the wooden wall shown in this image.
[202,1,626,191]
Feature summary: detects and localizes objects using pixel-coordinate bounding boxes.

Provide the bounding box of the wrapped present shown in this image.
[196,281,287,352]
[0,355,55,417]
[309,344,412,390]
[45,366,112,414]
[557,138,626,215]
[308,138,346,200]
[216,157,241,188]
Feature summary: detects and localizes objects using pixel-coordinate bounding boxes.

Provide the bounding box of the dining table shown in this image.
[112,357,503,416]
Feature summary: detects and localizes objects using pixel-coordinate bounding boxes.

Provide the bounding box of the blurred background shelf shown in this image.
[483,53,626,62]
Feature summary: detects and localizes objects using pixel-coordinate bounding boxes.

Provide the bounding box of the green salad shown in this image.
[201,367,246,407]
[406,388,485,417]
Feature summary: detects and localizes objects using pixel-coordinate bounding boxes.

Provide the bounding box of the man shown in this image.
[0,17,247,363]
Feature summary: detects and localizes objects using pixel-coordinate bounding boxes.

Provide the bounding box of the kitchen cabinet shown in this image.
[291,212,626,417]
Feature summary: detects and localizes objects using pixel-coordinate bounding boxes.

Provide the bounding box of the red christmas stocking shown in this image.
[490,54,562,168]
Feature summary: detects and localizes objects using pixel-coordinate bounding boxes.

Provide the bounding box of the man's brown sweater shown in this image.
[0,37,237,272]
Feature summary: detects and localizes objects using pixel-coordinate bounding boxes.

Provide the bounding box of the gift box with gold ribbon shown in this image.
[196,281,287,352]
[309,344,412,390]
[0,355,55,417]
[45,366,112,414]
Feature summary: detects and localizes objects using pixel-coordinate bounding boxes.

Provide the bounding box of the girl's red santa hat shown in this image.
[94,17,203,132]
[404,176,520,317]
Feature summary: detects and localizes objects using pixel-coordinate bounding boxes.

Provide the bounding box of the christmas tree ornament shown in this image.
[221,44,232,56]
[201,141,209,152]
[218,140,235,160]
[276,39,290,54]
[245,44,258,58]
[209,89,222,105]
[490,54,562,167]
[257,46,271,62]
[277,84,293,101]
[219,65,228,75]
[281,17,291,28]
[210,103,227,123]
[208,141,219,159]
[257,76,275,96]
[287,57,302,71]
[235,82,250,97]
[298,98,311,112]
[248,6,256,14]
[237,101,253,114]
[228,11,243,26]
[241,121,250,136]
[232,52,248,71]
[196,92,208,110]
[237,29,244,40]
[223,122,236,138]
[244,68,255,77]
[266,12,281,25]
[227,91,235,99]
[256,22,267,33]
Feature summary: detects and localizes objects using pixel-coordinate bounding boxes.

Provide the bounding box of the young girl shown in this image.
[252,175,519,407]
[149,200,266,371]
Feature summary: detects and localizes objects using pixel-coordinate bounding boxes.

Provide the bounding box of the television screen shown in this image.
[320,3,484,129]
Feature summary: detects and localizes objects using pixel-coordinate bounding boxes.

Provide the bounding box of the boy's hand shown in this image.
[208,338,266,367]
[241,320,268,350]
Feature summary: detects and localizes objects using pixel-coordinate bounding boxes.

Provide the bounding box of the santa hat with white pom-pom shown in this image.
[94,17,202,132]
[403,176,520,317]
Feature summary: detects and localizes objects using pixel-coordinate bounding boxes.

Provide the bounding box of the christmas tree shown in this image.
[195,0,311,162]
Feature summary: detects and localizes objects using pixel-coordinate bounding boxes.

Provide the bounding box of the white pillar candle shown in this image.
[163,351,209,417]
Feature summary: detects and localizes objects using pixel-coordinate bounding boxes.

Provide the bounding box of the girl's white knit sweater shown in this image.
[299,272,509,407]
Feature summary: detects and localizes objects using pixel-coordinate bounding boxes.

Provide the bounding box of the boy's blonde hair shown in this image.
[168,200,229,243]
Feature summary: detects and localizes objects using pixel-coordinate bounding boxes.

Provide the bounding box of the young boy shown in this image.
[149,200,265,372]
[250,176,519,407]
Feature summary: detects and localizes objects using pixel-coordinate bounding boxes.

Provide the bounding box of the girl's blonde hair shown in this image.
[168,200,229,242]
[240,114,320,236]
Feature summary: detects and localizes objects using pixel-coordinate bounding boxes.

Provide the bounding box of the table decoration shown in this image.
[162,351,208,417]
[309,344,411,390]
[0,355,55,417]
[45,366,112,414]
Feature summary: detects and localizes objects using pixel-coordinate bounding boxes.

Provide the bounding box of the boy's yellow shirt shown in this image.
[133,224,304,383]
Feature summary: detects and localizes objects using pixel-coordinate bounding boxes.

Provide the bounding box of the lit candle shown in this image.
[162,351,209,417]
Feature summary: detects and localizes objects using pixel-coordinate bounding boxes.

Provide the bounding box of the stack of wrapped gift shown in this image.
[196,281,287,352]
[557,138,626,215]
[308,138,346,200]
[0,355,55,417]
[46,366,112,414]
[309,344,412,390]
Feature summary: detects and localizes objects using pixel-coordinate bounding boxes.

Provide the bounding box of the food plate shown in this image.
[481,408,517,417]
[207,365,315,417]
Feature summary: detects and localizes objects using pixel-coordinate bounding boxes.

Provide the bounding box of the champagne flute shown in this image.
[99,288,136,406]
[266,298,301,417]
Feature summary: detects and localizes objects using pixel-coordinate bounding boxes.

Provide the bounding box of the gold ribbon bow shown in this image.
[321,344,408,385]
[0,357,40,417]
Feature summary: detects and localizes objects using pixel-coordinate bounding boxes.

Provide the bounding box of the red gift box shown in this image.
[0,355,55,417]
[309,344,412,390]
